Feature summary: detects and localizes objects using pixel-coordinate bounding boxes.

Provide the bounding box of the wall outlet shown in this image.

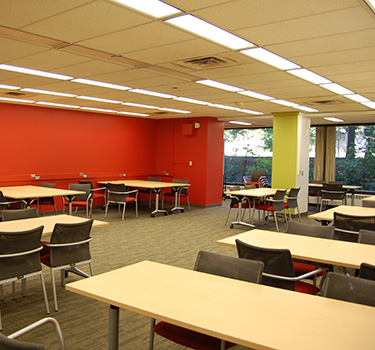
[189,161,193,166]
[120,173,126,177]
[35,175,40,180]
[31,174,36,178]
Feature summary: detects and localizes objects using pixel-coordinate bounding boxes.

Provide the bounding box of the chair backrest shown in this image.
[285,222,334,239]
[334,212,375,242]
[359,262,375,281]
[78,180,94,191]
[244,184,256,189]
[0,226,44,280]
[243,175,252,183]
[251,170,266,183]
[236,239,295,290]
[49,220,93,267]
[68,183,91,201]
[227,185,241,207]
[0,333,44,350]
[271,190,287,211]
[258,176,270,188]
[194,251,264,284]
[147,177,161,182]
[172,179,189,195]
[107,183,129,203]
[0,208,38,222]
[286,187,300,208]
[358,229,375,245]
[321,183,345,200]
[321,272,375,307]
[41,182,56,189]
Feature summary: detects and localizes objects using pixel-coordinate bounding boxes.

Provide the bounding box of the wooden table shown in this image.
[0,185,85,215]
[98,180,190,217]
[0,214,109,236]
[66,260,375,350]
[362,196,375,208]
[308,183,362,205]
[224,188,281,229]
[217,229,375,269]
[308,205,375,223]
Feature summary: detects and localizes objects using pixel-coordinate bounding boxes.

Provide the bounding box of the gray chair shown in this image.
[359,262,375,281]
[162,179,190,211]
[0,191,23,221]
[334,212,375,242]
[358,229,375,245]
[78,180,106,207]
[320,183,346,211]
[284,187,301,222]
[0,317,65,349]
[236,239,325,294]
[105,183,138,220]
[0,226,50,330]
[36,182,57,216]
[150,250,264,350]
[138,177,161,208]
[321,272,375,307]
[308,181,324,209]
[63,183,93,218]
[0,208,38,221]
[40,219,93,311]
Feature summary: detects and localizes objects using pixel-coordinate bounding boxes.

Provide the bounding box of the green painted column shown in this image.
[272,112,311,213]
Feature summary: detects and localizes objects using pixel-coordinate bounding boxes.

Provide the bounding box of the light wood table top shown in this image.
[98,179,190,189]
[224,187,280,198]
[308,205,375,222]
[66,260,375,350]
[0,214,109,236]
[308,183,362,190]
[0,185,85,199]
[217,229,375,269]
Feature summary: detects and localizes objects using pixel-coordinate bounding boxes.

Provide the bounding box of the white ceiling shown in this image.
[0,0,374,128]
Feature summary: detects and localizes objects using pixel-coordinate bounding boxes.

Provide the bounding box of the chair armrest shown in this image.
[265,198,285,203]
[0,246,42,258]
[262,267,327,282]
[9,317,65,350]
[41,238,92,248]
[92,187,106,192]
[0,199,23,206]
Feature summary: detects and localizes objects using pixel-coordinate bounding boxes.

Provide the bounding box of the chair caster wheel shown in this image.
[151,214,155,218]
[181,209,184,213]
[164,212,168,215]
[230,224,234,229]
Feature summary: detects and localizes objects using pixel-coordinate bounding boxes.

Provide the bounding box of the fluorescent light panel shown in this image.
[0,64,72,80]
[36,102,79,108]
[166,14,254,50]
[130,89,175,99]
[287,68,331,84]
[237,90,273,100]
[117,111,149,116]
[113,0,181,18]
[344,94,371,103]
[80,107,117,113]
[294,105,319,112]
[229,121,252,125]
[241,48,300,70]
[362,101,375,109]
[235,108,263,115]
[209,103,237,110]
[76,96,122,104]
[21,88,76,97]
[0,84,20,90]
[173,97,210,105]
[158,107,191,114]
[197,79,243,92]
[270,99,299,107]
[319,83,354,95]
[122,102,158,109]
[71,78,130,90]
[324,117,343,122]
[0,97,34,103]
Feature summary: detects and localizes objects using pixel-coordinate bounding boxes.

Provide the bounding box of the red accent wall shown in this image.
[0,103,224,208]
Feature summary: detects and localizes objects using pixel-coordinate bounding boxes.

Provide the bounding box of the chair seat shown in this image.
[295,281,320,294]
[233,202,250,209]
[255,204,274,211]
[92,193,105,199]
[154,321,235,350]
[293,261,326,277]
[64,201,88,207]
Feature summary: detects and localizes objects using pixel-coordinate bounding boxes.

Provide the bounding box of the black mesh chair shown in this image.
[104,183,138,220]
[225,185,252,225]
[150,251,264,350]
[308,181,324,209]
[137,177,161,208]
[284,187,301,222]
[0,191,23,221]
[359,262,375,281]
[320,183,346,211]
[36,182,57,216]
[40,219,93,311]
[63,183,93,218]
[334,212,375,242]
[358,229,375,245]
[0,208,38,221]
[78,180,106,207]
[0,317,65,349]
[321,272,375,307]
[162,179,190,211]
[0,226,50,330]
[236,239,325,294]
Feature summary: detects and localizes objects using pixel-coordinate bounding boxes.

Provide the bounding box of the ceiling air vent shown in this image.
[5,91,25,96]
[306,100,344,106]
[174,56,235,70]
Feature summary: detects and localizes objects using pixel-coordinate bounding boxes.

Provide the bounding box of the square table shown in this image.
[98,180,190,217]
[217,229,375,269]
[66,260,375,350]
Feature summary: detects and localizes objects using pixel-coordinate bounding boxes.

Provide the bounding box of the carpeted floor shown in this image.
[0,199,325,349]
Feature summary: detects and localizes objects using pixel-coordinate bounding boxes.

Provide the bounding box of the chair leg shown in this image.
[22,279,26,297]
[40,273,50,315]
[50,270,58,312]
[122,203,126,220]
[104,202,109,218]
[225,207,232,225]
[149,318,156,350]
[274,212,279,231]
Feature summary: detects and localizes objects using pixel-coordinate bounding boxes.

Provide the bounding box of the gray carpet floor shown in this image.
[0,199,325,349]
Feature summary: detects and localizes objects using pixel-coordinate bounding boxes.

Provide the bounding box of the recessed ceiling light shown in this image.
[117,111,149,116]
[158,107,191,114]
[0,84,20,90]
[240,48,300,70]
[21,88,76,97]
[362,101,375,109]
[0,64,73,80]
[270,99,299,107]
[294,105,319,112]
[196,79,243,92]
[71,78,130,90]
[173,97,210,105]
[36,102,79,108]
[0,97,34,103]
[113,0,181,18]
[76,96,122,104]
[287,68,331,84]
[122,102,159,109]
[324,117,343,122]
[344,94,371,103]
[319,83,354,95]
[166,14,254,50]
[237,90,273,100]
[80,107,117,113]
[229,121,252,125]
[129,89,175,99]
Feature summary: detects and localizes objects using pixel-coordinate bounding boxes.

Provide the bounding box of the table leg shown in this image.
[230,196,255,229]
[109,305,119,350]
[169,188,185,214]
[150,189,167,217]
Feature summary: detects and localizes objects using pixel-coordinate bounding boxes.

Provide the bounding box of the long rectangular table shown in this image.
[224,188,281,228]
[308,205,375,223]
[0,185,85,215]
[217,229,375,269]
[66,260,375,350]
[98,180,190,217]
[308,183,362,206]
[0,214,109,236]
